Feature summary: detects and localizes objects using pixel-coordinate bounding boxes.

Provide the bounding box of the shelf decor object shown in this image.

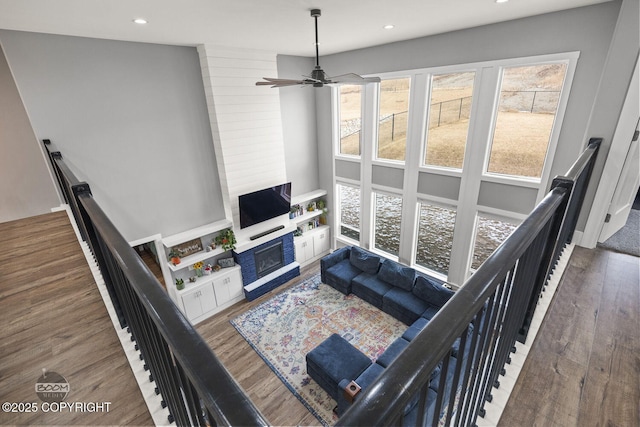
[215,228,237,251]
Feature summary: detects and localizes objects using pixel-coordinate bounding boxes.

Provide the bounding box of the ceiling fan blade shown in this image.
[329,73,382,84]
[256,77,304,86]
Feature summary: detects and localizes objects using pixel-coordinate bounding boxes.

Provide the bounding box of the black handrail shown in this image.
[337,138,600,426]
[43,140,268,427]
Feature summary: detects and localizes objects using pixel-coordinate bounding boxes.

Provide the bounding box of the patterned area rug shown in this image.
[230,274,407,426]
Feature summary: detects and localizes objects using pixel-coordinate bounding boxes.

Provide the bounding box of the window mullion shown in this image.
[360,82,378,250]
[448,66,501,285]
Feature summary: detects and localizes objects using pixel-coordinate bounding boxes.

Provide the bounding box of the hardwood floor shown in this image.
[0,211,153,426]
[499,246,639,427]
[196,263,324,427]
[2,211,636,426]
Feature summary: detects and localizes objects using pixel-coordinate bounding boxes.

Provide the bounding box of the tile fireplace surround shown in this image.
[233,232,300,301]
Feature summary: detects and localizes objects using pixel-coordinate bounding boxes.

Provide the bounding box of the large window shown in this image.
[415,202,457,276]
[373,192,403,256]
[424,72,475,170]
[487,63,567,178]
[471,214,519,270]
[337,183,360,241]
[339,85,362,156]
[377,78,411,162]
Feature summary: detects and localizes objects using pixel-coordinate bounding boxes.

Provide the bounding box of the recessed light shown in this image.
[133,18,148,24]
[383,24,395,30]
[495,0,509,3]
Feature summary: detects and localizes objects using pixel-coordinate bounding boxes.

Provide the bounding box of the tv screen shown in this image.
[239,182,291,229]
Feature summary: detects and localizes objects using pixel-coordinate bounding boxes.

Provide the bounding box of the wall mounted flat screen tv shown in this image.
[239,182,291,229]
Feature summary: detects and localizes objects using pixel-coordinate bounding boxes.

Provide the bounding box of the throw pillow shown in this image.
[349,246,381,274]
[412,275,454,307]
[378,261,416,291]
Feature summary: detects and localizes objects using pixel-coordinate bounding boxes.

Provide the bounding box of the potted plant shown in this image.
[215,228,237,251]
[175,278,185,290]
[317,199,328,225]
[168,249,181,265]
[193,261,204,277]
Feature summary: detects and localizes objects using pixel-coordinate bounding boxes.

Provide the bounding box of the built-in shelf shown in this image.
[291,209,323,223]
[291,189,327,206]
[162,219,232,248]
[167,246,226,272]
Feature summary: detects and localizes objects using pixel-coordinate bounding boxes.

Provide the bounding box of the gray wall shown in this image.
[0,43,60,222]
[0,31,225,241]
[277,55,319,196]
[309,1,627,232]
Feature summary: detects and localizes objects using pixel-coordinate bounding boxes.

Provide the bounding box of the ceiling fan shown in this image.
[256,9,381,88]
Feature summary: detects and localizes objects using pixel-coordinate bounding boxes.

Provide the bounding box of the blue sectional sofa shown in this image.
[312,245,467,421]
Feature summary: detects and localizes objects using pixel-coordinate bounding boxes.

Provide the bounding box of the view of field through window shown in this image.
[336,63,567,277]
[488,63,567,177]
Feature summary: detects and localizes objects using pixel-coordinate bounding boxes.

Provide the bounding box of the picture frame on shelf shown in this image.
[218,257,235,268]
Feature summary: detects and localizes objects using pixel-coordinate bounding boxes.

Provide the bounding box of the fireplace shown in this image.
[234,232,300,301]
[254,241,284,278]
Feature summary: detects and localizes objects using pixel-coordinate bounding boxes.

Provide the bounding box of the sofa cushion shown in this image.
[349,246,381,275]
[413,275,454,308]
[402,317,430,341]
[383,287,430,325]
[376,337,410,368]
[325,259,362,295]
[377,260,416,291]
[352,273,393,309]
[306,334,372,401]
[421,305,440,321]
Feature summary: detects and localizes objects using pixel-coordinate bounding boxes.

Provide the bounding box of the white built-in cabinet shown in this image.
[291,190,331,266]
[161,219,245,324]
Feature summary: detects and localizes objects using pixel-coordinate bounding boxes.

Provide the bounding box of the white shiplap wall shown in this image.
[197,45,287,232]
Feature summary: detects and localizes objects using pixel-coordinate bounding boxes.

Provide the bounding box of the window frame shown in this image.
[369,186,404,261]
[374,75,413,165]
[335,180,362,246]
[421,69,478,173]
[412,196,459,280]
[335,84,364,160]
[481,55,578,189]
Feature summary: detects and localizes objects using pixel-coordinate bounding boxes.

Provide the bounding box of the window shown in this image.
[337,183,360,241]
[424,72,475,169]
[339,85,362,156]
[471,214,519,270]
[377,78,411,161]
[415,202,457,276]
[487,63,567,178]
[373,192,403,256]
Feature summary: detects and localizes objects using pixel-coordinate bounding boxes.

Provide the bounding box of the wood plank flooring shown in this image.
[196,264,323,427]
[2,211,636,426]
[499,246,639,427]
[0,211,153,426]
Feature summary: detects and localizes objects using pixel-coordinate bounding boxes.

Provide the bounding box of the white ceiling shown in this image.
[0,0,612,57]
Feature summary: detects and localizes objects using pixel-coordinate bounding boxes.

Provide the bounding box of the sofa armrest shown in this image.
[337,378,360,415]
[320,246,351,283]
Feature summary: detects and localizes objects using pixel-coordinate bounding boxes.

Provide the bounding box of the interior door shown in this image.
[599,120,640,242]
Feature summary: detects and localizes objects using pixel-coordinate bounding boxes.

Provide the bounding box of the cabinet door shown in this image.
[199,283,218,314]
[294,238,307,263]
[182,288,204,320]
[213,276,231,306]
[313,230,330,256]
[227,271,244,300]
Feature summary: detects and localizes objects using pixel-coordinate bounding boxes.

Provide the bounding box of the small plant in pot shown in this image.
[215,228,237,251]
[168,249,181,265]
[317,199,328,225]
[175,278,185,290]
